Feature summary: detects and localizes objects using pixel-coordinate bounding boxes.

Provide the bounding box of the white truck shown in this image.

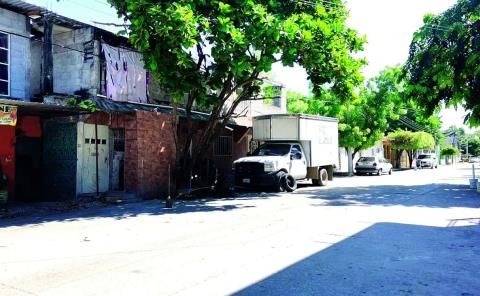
[233,114,339,192]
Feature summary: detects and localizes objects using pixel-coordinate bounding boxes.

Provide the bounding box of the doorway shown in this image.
[77,123,110,194]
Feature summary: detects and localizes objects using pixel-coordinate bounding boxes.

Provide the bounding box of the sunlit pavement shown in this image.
[1,164,479,296]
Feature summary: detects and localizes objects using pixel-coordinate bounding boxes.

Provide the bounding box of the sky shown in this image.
[27,0,474,131]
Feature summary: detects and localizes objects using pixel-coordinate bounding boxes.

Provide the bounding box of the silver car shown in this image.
[416,154,438,169]
[355,156,393,176]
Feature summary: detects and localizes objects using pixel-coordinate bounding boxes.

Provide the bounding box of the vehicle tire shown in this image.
[317,168,329,186]
[274,171,286,192]
[281,174,297,192]
[388,169,392,175]
[377,169,382,176]
[312,168,329,186]
[431,164,434,169]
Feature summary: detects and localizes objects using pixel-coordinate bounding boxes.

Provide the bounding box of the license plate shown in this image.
[243,178,251,184]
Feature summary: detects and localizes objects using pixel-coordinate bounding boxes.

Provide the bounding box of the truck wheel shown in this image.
[274,171,286,192]
[377,169,382,176]
[281,174,297,192]
[313,168,328,186]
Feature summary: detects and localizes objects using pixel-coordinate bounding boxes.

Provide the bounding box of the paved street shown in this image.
[1,164,479,296]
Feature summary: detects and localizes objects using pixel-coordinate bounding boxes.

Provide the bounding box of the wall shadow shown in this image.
[234,222,480,296]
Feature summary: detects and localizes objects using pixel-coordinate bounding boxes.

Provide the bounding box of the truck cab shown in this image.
[233,114,339,192]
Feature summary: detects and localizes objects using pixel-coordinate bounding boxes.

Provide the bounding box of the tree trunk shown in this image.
[407,150,413,168]
[396,150,403,169]
[347,147,354,176]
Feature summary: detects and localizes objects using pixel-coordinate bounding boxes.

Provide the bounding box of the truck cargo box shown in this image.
[253,114,339,168]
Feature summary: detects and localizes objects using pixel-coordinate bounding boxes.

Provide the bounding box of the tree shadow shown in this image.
[301,183,480,209]
[234,222,480,296]
[0,198,257,228]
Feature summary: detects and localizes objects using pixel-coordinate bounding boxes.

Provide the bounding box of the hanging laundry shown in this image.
[102,43,147,103]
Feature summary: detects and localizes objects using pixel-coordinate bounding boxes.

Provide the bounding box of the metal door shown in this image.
[78,123,109,194]
[290,145,307,179]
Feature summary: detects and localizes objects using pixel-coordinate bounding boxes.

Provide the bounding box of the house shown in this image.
[0,0,283,203]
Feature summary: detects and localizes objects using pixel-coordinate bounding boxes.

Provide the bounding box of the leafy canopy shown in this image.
[404,0,480,126]
[287,67,406,152]
[108,0,365,107]
[440,145,460,156]
[387,130,436,151]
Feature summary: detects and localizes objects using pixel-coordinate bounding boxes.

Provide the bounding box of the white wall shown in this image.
[0,7,30,101]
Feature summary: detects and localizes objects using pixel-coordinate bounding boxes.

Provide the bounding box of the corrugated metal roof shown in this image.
[0,98,88,117]
[0,0,49,15]
[0,0,93,29]
[92,97,213,122]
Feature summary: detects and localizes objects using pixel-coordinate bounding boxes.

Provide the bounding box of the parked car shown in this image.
[416,153,438,169]
[470,157,480,163]
[355,156,393,176]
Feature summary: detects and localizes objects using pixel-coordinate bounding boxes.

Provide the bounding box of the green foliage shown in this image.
[412,131,436,150]
[387,130,435,151]
[440,145,460,156]
[456,129,480,156]
[67,98,99,112]
[287,67,408,152]
[404,0,480,126]
[262,85,282,105]
[108,0,365,106]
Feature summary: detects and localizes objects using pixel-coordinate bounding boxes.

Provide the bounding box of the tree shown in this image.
[440,145,460,164]
[108,0,365,186]
[387,130,436,168]
[404,0,480,126]
[458,131,480,156]
[287,67,407,174]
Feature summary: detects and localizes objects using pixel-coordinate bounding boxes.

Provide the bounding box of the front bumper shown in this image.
[417,161,433,167]
[234,172,278,187]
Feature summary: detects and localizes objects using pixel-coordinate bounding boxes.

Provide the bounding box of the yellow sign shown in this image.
[0,104,17,126]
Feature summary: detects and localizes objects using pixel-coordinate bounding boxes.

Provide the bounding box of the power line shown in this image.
[67,0,117,18]
[1,27,138,57]
[1,28,100,57]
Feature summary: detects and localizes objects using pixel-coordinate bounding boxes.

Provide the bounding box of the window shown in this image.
[0,32,8,96]
[214,136,232,156]
[112,129,125,152]
[291,145,303,159]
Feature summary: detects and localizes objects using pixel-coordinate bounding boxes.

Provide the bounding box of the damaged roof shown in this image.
[0,98,88,117]
[0,0,87,29]
[92,97,213,122]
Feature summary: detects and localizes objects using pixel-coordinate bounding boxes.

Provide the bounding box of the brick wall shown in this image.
[86,111,175,199]
[136,111,175,198]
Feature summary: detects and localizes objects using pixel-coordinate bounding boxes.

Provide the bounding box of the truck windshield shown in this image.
[252,144,291,156]
[418,155,432,159]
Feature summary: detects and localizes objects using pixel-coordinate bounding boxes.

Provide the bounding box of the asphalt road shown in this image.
[1,164,479,296]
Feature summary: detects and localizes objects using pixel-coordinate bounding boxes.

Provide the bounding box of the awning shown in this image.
[0,99,88,117]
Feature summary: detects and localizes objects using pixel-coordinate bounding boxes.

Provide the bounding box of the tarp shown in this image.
[102,43,147,103]
[0,104,17,126]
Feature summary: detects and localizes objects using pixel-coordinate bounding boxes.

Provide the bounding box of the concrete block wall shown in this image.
[0,8,30,101]
[52,27,97,95]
